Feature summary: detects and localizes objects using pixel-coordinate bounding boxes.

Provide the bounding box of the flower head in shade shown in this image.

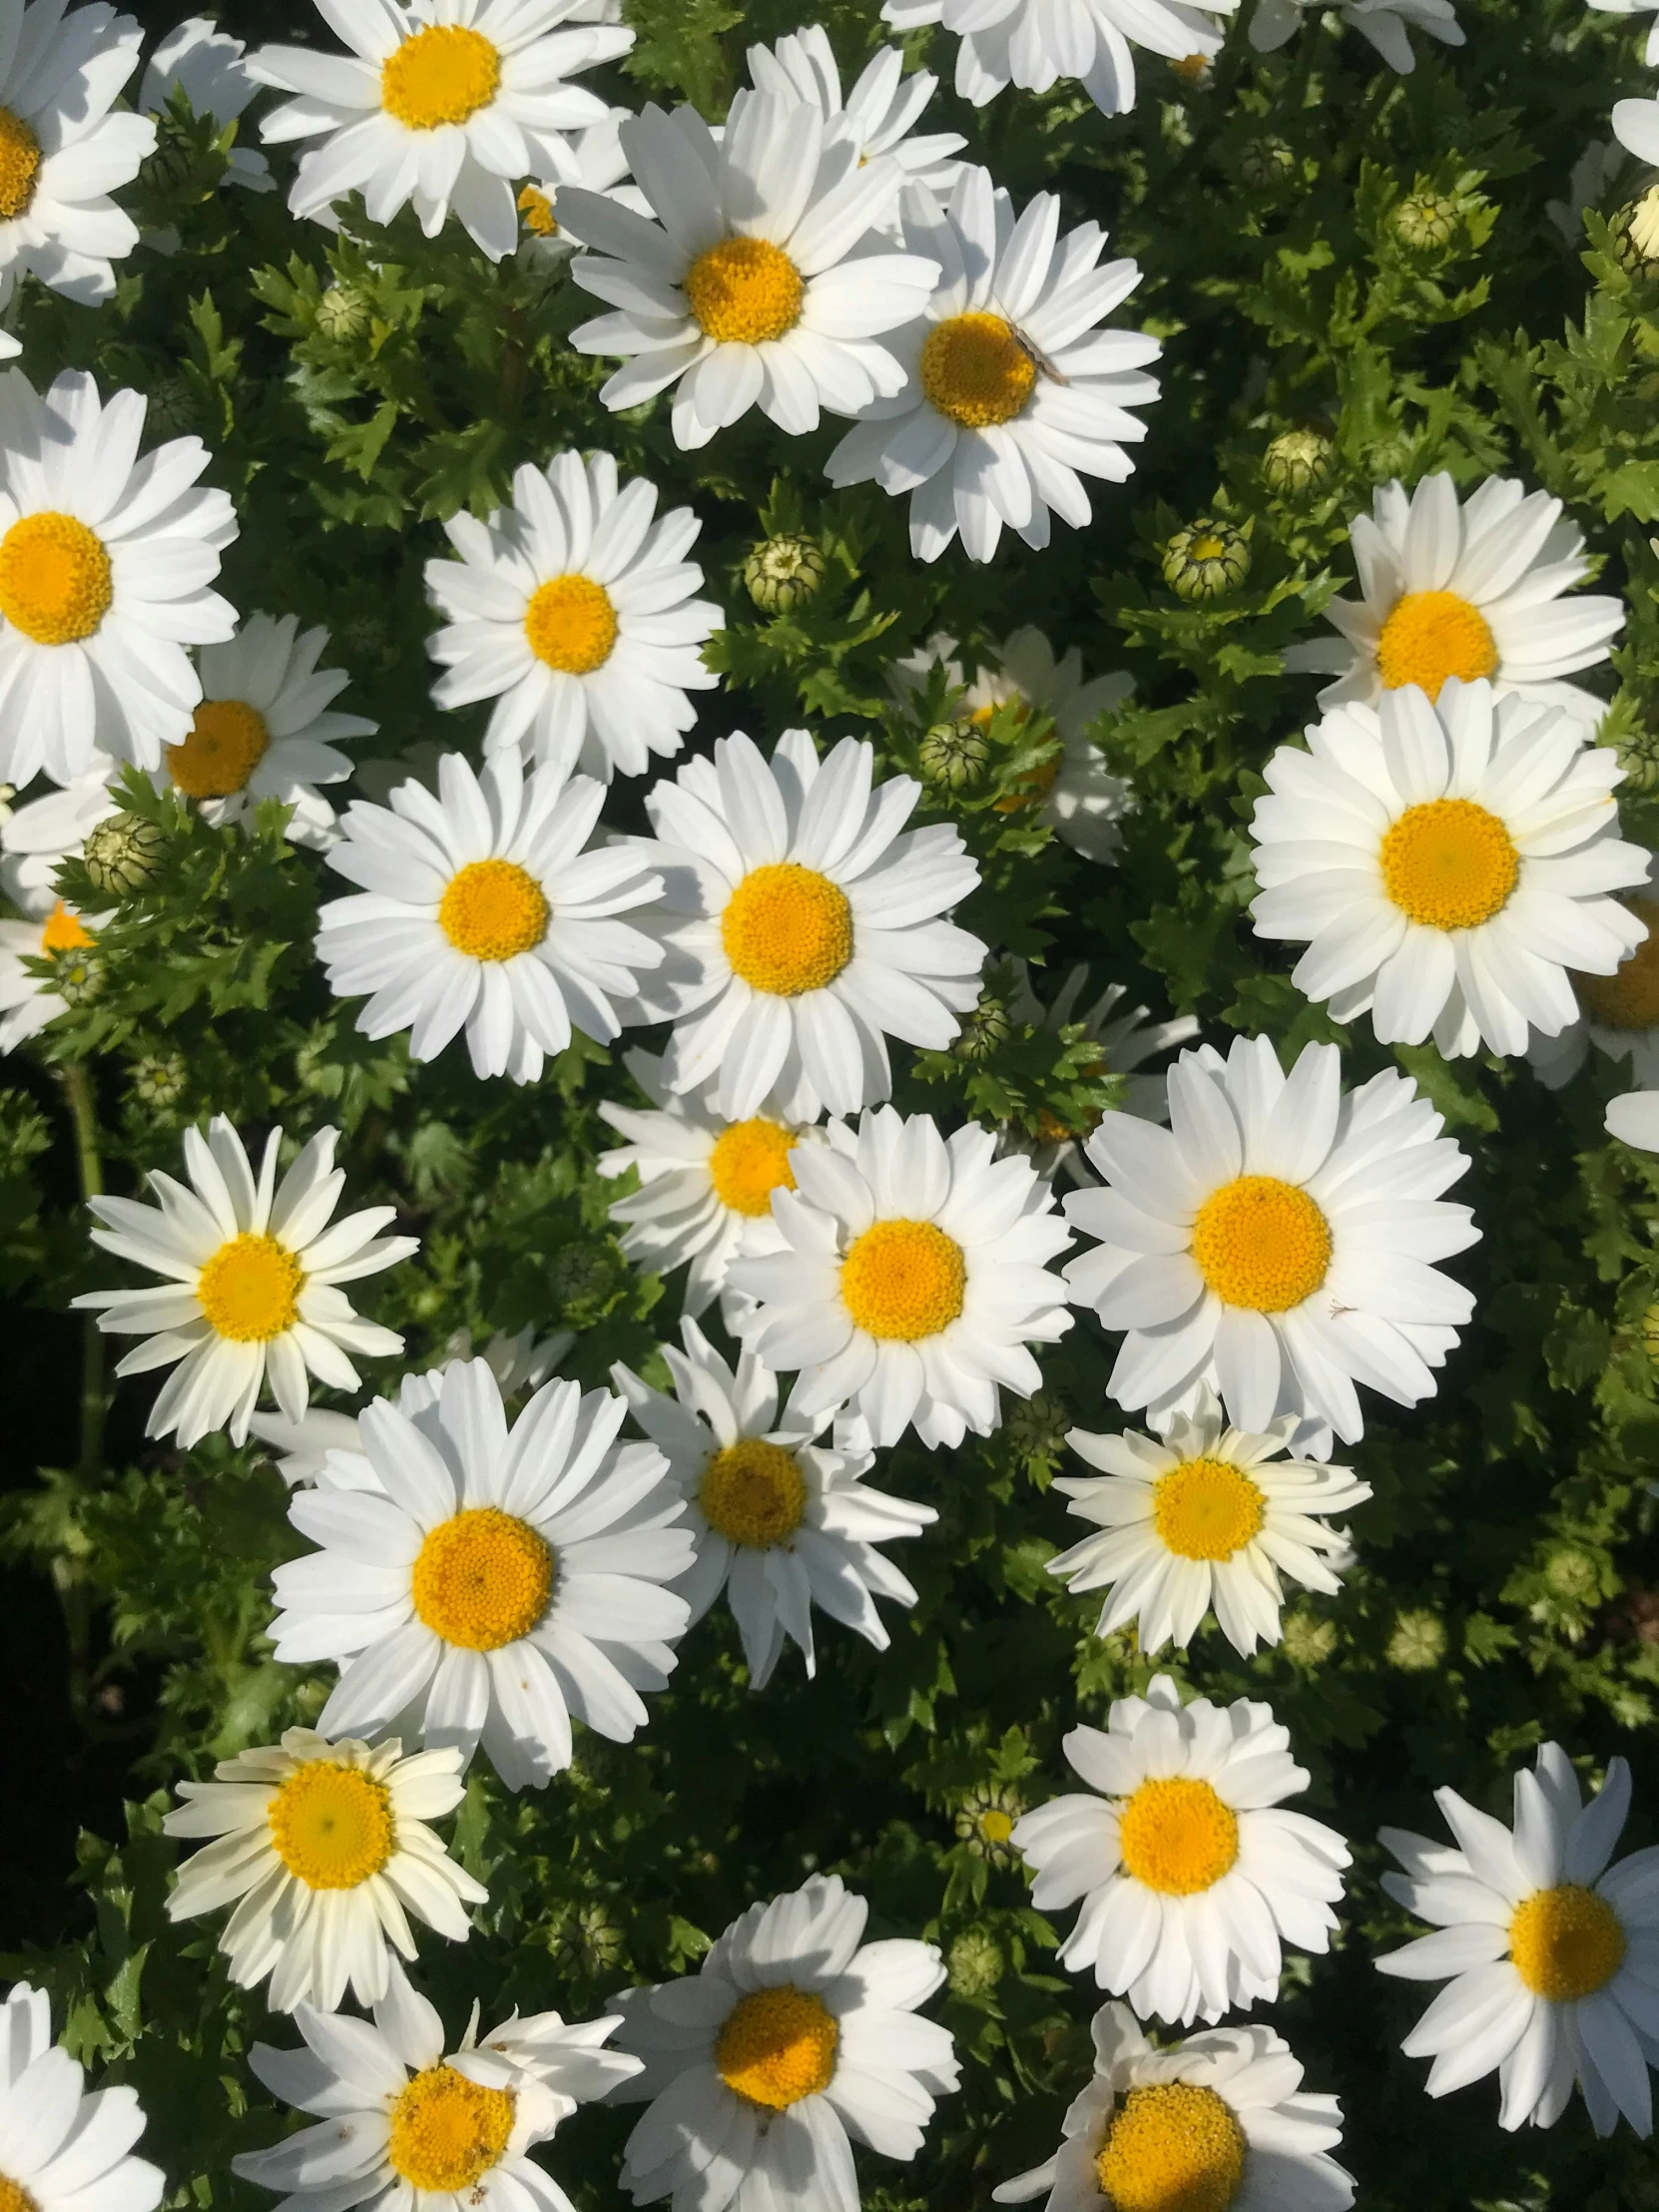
[879,0,1237,118]
[0,1981,164,2212]
[1005,962,1197,1184]
[1377,1743,1659,2134]
[515,110,647,262]
[141,16,274,194]
[743,26,964,201]
[1249,0,1462,71]
[1528,852,1659,1091]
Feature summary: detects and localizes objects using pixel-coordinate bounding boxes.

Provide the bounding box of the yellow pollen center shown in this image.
[980,1808,1014,1843]
[1577,896,1659,1029]
[518,184,557,237]
[39,899,92,954]
[700,1438,807,1548]
[0,512,112,645]
[919,311,1037,429]
[166,698,271,798]
[1189,534,1228,561]
[1152,1456,1267,1561]
[197,1232,301,1342]
[839,1217,966,1342]
[708,1116,798,1216]
[684,236,804,345]
[1190,1175,1332,1313]
[411,1507,553,1650]
[1380,797,1519,930]
[1117,1777,1240,1895]
[523,572,618,674]
[0,107,41,220]
[1508,1884,1626,2002]
[0,2180,40,2212]
[438,859,550,962]
[721,862,852,996]
[380,25,501,130]
[268,1759,394,1890]
[386,2066,516,2193]
[1094,2082,1248,2212]
[715,1984,839,2110]
[1375,589,1499,701]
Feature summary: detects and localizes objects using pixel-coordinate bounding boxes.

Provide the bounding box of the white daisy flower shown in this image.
[0,888,101,1049]
[163,1728,487,2012]
[316,751,665,1084]
[1598,0,1659,65]
[0,367,238,790]
[1377,1742,1659,2134]
[270,1357,694,1792]
[1062,1034,1480,1448]
[729,1105,1073,1450]
[1012,1673,1351,2025]
[142,17,274,194]
[514,109,646,263]
[423,450,720,784]
[1249,0,1463,72]
[629,727,985,1122]
[73,1114,416,1448]
[247,0,630,262]
[993,1999,1355,2212]
[743,26,965,202]
[0,756,118,907]
[1529,852,1659,1090]
[1248,679,1649,1060]
[559,95,940,452]
[1005,962,1198,1185]
[1283,472,1625,731]
[827,170,1160,564]
[1608,1088,1659,1148]
[879,0,1237,118]
[610,1872,958,2212]
[612,1317,935,1690]
[0,1982,164,2212]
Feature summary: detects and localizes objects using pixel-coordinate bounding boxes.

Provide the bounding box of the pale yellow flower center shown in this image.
[700,1438,807,1548]
[39,899,92,954]
[1152,1456,1266,1560]
[684,237,804,345]
[839,1218,966,1342]
[708,1116,798,1215]
[1094,2082,1248,2212]
[197,1232,302,1342]
[1381,797,1518,930]
[0,107,41,220]
[1577,896,1659,1030]
[1190,1175,1332,1313]
[1508,1883,1626,2001]
[1117,1777,1240,1895]
[438,859,550,961]
[385,2066,516,2192]
[919,311,1036,428]
[524,573,618,674]
[721,862,852,995]
[1375,589,1498,701]
[0,513,113,645]
[411,1507,553,1650]
[167,699,270,797]
[268,1760,395,1890]
[715,1984,839,2109]
[380,25,500,130]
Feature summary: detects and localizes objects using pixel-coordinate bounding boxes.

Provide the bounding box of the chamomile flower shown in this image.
[993,2000,1355,2212]
[1249,0,1463,72]
[0,367,238,789]
[74,1115,416,1449]
[0,1982,164,2212]
[1529,852,1659,1089]
[514,110,645,263]
[269,1358,694,1792]
[163,1729,487,2012]
[1608,1089,1659,1148]
[1282,473,1625,730]
[1011,1674,1350,2024]
[423,450,720,783]
[743,26,965,200]
[141,17,274,194]
[879,0,1238,118]
[730,1105,1073,1450]
[248,0,631,262]
[1063,1034,1479,1447]
[1378,1742,1659,2134]
[827,170,1160,564]
[610,1873,958,2212]
[316,751,665,1083]
[559,95,940,451]
[1248,680,1649,1059]
[629,728,984,1122]
[612,1318,935,1690]
[0,888,102,1049]
[1005,962,1198,1183]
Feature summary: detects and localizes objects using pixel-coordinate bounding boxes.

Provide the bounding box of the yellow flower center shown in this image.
[166,699,271,798]
[1380,797,1519,930]
[1094,2082,1248,2212]
[0,2180,41,2212]
[919,311,1037,429]
[380,24,501,130]
[197,1232,302,1342]
[700,1438,807,1548]
[523,573,618,674]
[979,1808,1014,1844]
[0,107,42,220]
[839,1217,966,1342]
[1577,896,1659,1030]
[1508,1883,1626,2002]
[410,1507,553,1651]
[1375,589,1498,701]
[39,899,92,954]
[1190,1175,1332,1313]
[518,184,557,237]
[721,861,852,996]
[715,1984,839,2110]
[0,512,113,645]
[1189,534,1228,561]
[438,859,550,962]
[1152,1456,1267,1561]
[386,2066,516,2193]
[268,1759,395,1890]
[1117,1776,1240,1895]
[684,236,804,345]
[708,1116,798,1216]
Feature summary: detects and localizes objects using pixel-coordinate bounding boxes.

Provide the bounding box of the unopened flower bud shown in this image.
[918,719,990,791]
[1162,519,1252,601]
[743,535,827,614]
[1263,429,1335,498]
[82,812,165,896]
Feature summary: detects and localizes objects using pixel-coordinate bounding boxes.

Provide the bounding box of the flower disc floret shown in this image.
[438,859,551,961]
[0,107,41,219]
[919,311,1036,428]
[198,1233,302,1343]
[524,574,618,675]
[1509,1884,1626,2002]
[1190,1176,1332,1313]
[1094,2082,1247,2212]
[721,862,853,996]
[386,2065,515,2191]
[1152,1458,1266,1561]
[0,513,113,644]
[708,1117,798,1215]
[715,1985,839,2109]
[380,25,500,130]
[1376,590,1497,699]
[1380,797,1519,929]
[410,1507,553,1650]
[267,1761,394,1890]
[700,1439,807,1548]
[1578,898,1659,1027]
[684,236,804,345]
[1117,1778,1241,1895]
[167,699,270,797]
[840,1218,966,1341]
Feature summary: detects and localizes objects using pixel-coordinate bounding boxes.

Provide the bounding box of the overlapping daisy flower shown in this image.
[164,1728,486,2011]
[1378,1742,1659,2134]
[423,449,720,782]
[0,1980,164,2212]
[1004,961,1198,1184]
[1608,1088,1659,1150]
[743,25,965,199]
[514,109,646,263]
[1012,1674,1351,2025]
[879,0,1237,117]
[1063,1034,1479,1447]
[1528,849,1659,1090]
[609,1873,958,2212]
[74,1116,415,1448]
[141,16,274,198]
[1249,679,1649,1059]
[1249,0,1462,70]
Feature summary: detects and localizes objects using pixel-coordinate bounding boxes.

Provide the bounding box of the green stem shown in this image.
[61,1059,106,1484]
[1205,0,1261,124]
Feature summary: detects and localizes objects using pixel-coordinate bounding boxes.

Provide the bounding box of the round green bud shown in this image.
[955,1783,1024,1861]
[1544,1546,1600,1604]
[1610,190,1659,275]
[953,995,1010,1062]
[146,374,202,440]
[548,1900,624,1980]
[128,1051,188,1110]
[946,1926,1006,1999]
[1162,519,1252,601]
[1393,195,1458,252]
[52,944,103,1006]
[1263,429,1336,498]
[1004,1389,1071,1461]
[1240,137,1295,191]
[82,812,166,896]
[1280,1609,1339,1669]
[139,129,197,200]
[315,284,372,342]
[743,535,827,614]
[1615,722,1659,795]
[1384,1608,1447,1672]
[548,1238,622,1316]
[918,718,990,792]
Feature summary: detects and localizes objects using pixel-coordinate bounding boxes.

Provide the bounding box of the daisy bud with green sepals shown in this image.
[947,1928,1005,1998]
[548,1900,624,1982]
[1394,193,1459,251]
[1240,136,1296,190]
[50,939,101,1006]
[918,718,990,791]
[1263,427,1335,497]
[127,1050,187,1110]
[0,1982,165,2212]
[1162,517,1252,600]
[953,993,1010,1061]
[0,897,101,1047]
[956,1782,1025,1862]
[743,533,828,614]
[1004,1388,1071,1462]
[81,811,165,896]
[315,282,370,341]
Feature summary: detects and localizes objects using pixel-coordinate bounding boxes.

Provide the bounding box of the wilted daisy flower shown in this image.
[1005,962,1197,1184]
[1529,853,1659,1089]
[1609,1089,1659,1148]
[828,170,1160,564]
[560,96,939,451]
[731,1105,1073,1449]
[0,1982,164,2212]
[1283,473,1624,729]
[743,26,964,199]
[1049,1386,1373,1658]
[610,1873,958,2210]
[1378,1742,1659,2134]
[515,110,645,262]
[270,1358,694,1791]
[1249,679,1649,1059]
[1063,1035,1479,1446]
[0,368,238,789]
[880,0,1236,117]
[0,887,103,1049]
[1249,0,1462,70]
[993,2000,1355,2212]
[1012,1674,1350,2024]
[613,1318,935,1689]
[164,1729,486,2011]
[248,0,630,261]
[141,17,274,194]
[317,751,664,1083]
[423,450,720,783]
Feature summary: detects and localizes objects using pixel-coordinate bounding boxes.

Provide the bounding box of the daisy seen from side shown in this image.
[1528,850,1659,1090]
[0,754,117,905]
[1249,0,1462,71]
[878,0,1237,118]
[0,1981,164,2212]
[141,16,274,195]
[743,26,964,200]
[514,109,645,264]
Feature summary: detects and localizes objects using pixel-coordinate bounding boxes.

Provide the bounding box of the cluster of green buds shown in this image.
[742,534,827,615]
[1162,517,1252,601]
